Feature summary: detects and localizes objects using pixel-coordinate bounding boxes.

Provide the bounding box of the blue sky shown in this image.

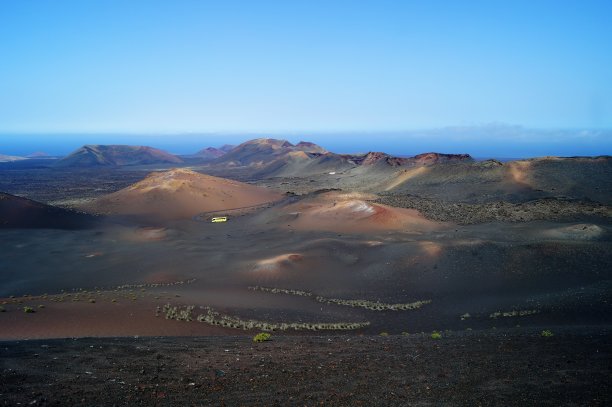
[0,1,611,156]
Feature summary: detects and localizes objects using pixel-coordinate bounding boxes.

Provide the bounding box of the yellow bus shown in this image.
[211,216,228,223]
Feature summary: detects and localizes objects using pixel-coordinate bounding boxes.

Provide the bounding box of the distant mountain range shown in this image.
[203,138,472,178]
[36,138,474,170]
[4,138,610,203]
[2,139,610,229]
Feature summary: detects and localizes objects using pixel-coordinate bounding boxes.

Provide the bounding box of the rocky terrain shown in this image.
[1,329,610,406]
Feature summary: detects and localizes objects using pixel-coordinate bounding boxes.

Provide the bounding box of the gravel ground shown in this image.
[1,327,610,406]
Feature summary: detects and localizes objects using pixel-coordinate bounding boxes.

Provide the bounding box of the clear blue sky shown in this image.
[0,0,611,156]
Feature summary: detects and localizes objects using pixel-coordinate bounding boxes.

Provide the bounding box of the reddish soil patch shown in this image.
[272,192,443,233]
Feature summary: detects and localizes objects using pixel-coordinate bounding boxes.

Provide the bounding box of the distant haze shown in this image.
[1,126,610,158]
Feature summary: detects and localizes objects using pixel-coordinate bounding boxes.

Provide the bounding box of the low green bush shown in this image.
[23,306,35,313]
[541,329,554,337]
[379,332,389,336]
[431,331,442,339]
[253,332,271,343]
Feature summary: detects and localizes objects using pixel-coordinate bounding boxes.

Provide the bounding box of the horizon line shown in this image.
[2,125,612,136]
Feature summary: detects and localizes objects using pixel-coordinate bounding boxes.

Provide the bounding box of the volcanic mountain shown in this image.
[193,147,227,160]
[0,192,95,229]
[212,138,328,167]
[81,168,283,221]
[55,145,183,167]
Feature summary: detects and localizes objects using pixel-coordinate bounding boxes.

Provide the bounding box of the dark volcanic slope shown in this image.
[55,145,183,167]
[0,192,95,229]
[1,329,609,406]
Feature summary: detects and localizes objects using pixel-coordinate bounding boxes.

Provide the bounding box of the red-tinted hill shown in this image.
[212,138,327,167]
[81,168,283,221]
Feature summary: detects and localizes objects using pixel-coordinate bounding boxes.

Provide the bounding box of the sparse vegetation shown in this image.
[163,303,370,331]
[379,332,389,336]
[490,309,539,319]
[163,304,195,321]
[541,329,554,337]
[116,278,196,290]
[315,296,431,311]
[253,332,271,343]
[431,331,442,339]
[249,286,312,297]
[23,306,35,313]
[249,285,431,311]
